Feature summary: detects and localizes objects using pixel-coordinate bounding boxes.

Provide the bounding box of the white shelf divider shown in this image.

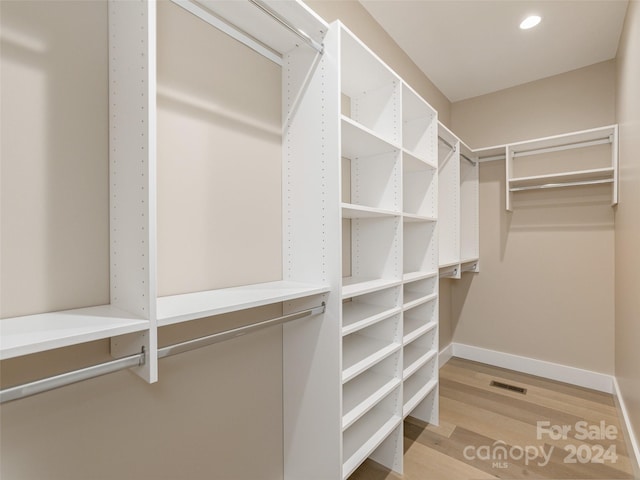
[403,378,437,418]
[342,304,402,336]
[342,277,402,299]
[342,203,401,218]
[403,346,437,379]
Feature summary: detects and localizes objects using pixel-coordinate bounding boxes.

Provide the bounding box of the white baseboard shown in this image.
[450,343,614,393]
[613,377,640,477]
[439,343,453,368]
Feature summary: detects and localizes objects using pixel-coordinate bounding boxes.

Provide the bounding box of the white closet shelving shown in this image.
[437,122,480,279]
[1,0,330,369]
[505,125,618,211]
[286,22,439,479]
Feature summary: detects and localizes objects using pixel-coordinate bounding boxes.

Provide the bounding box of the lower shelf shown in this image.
[343,370,401,430]
[403,378,437,418]
[342,334,401,383]
[343,408,402,479]
[0,305,148,360]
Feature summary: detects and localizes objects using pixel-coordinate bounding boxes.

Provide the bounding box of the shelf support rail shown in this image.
[0,304,325,404]
[509,178,614,192]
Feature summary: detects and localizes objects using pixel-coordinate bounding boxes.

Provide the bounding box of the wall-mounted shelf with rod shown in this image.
[505,125,618,211]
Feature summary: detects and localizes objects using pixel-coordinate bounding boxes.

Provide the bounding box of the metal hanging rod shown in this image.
[461,153,477,166]
[509,178,614,192]
[512,136,612,159]
[0,351,145,404]
[438,136,455,151]
[461,262,478,273]
[440,268,458,279]
[248,0,324,54]
[0,304,325,404]
[479,154,507,162]
[158,304,325,359]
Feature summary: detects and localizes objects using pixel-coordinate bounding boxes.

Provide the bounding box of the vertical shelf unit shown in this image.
[437,123,480,279]
[285,22,438,479]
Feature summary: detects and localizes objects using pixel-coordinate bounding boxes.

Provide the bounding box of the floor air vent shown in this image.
[490,380,527,394]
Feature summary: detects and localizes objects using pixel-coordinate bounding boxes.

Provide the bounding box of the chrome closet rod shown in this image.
[248,0,324,54]
[440,268,458,278]
[509,178,613,192]
[0,305,325,404]
[438,136,455,151]
[461,153,477,166]
[158,304,325,359]
[512,136,611,158]
[461,262,478,272]
[0,351,145,404]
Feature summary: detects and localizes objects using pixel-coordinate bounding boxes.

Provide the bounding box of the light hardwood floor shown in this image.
[350,357,636,480]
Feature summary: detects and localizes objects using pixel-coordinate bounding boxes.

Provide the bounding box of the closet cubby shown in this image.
[403,153,437,219]
[403,344,437,381]
[342,216,402,297]
[403,220,437,279]
[342,314,402,383]
[403,275,438,309]
[403,370,438,419]
[340,27,401,146]
[402,84,438,164]
[342,388,403,479]
[403,301,437,345]
[342,351,402,430]
[342,287,402,336]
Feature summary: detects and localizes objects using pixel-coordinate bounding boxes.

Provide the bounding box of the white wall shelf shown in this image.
[342,405,402,480]
[341,204,401,218]
[342,277,402,298]
[403,378,437,419]
[342,334,402,383]
[404,316,437,346]
[0,306,148,360]
[342,304,402,336]
[505,125,618,210]
[343,370,401,430]
[156,281,330,326]
[403,345,437,379]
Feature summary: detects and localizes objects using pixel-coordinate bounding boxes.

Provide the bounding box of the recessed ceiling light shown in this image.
[520,15,542,30]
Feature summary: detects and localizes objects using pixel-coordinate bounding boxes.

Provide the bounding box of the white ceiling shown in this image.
[359,0,629,102]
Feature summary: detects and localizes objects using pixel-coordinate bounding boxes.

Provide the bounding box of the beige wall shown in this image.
[615,0,640,454]
[1,2,284,478]
[449,61,616,374]
[307,0,451,126]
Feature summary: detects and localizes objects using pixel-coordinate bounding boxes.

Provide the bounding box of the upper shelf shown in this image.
[0,306,148,360]
[341,116,399,160]
[157,280,329,326]
[509,167,615,190]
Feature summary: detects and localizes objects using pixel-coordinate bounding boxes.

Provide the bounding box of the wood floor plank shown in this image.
[350,358,635,480]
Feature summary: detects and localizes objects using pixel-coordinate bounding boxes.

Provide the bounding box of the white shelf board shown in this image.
[403,378,437,418]
[403,213,436,223]
[342,334,401,383]
[342,371,400,430]
[403,292,437,310]
[342,303,401,336]
[0,305,148,360]
[508,124,617,154]
[475,144,507,162]
[509,167,614,188]
[403,271,437,283]
[342,277,402,299]
[403,148,436,171]
[403,346,437,379]
[341,116,399,160]
[341,203,401,218]
[157,280,329,326]
[342,409,402,480]
[460,257,479,265]
[403,319,437,346]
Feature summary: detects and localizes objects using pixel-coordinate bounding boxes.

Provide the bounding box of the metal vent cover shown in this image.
[490,380,527,394]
